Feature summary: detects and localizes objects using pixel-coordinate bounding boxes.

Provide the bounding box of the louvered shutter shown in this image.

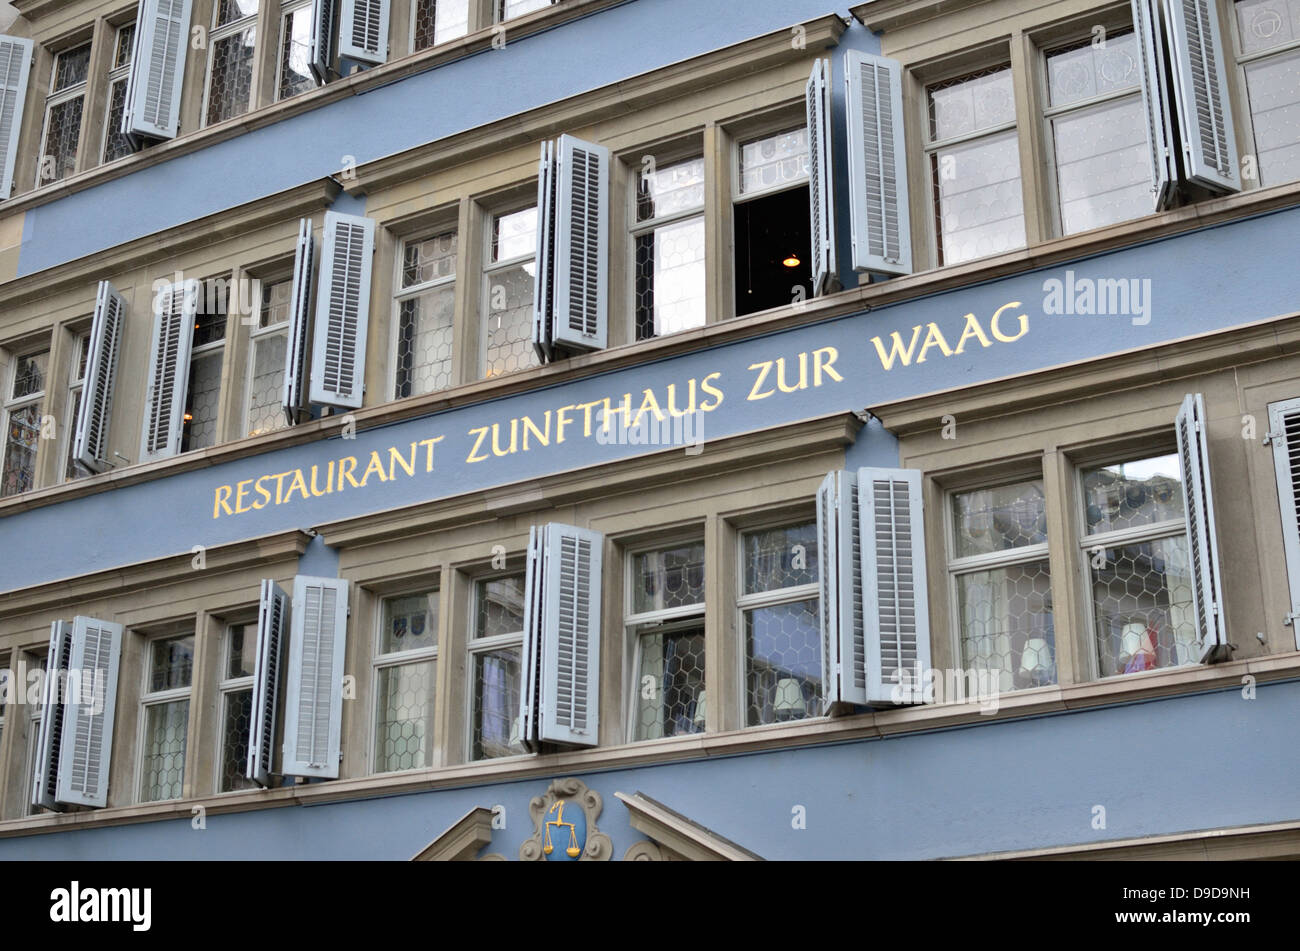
[1176,393,1229,661]
[309,0,337,83]
[1162,0,1239,192]
[247,580,289,787]
[539,524,602,745]
[816,471,869,710]
[844,51,911,277]
[74,281,126,472]
[56,617,123,808]
[339,0,389,66]
[282,218,315,424]
[532,140,557,363]
[1133,0,1177,210]
[31,621,72,813]
[552,135,609,353]
[140,279,198,461]
[859,468,930,704]
[0,36,33,200]
[519,524,546,752]
[1268,398,1300,647]
[309,211,374,409]
[282,575,349,778]
[806,58,838,295]
[123,0,193,141]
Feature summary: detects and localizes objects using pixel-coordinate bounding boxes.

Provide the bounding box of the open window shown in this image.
[733,126,814,317]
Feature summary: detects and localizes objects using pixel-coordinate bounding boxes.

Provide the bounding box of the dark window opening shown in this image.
[734,186,812,318]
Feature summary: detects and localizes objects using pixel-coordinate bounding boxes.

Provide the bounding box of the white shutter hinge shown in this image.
[1263,430,1284,447]
[1284,612,1300,627]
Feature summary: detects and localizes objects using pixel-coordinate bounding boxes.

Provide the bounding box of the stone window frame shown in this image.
[369,583,441,774]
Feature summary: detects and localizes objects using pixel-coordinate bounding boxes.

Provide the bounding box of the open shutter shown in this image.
[552,135,609,353]
[309,0,337,83]
[0,36,33,200]
[74,281,126,472]
[844,51,911,277]
[519,524,546,752]
[1268,398,1300,645]
[309,211,374,409]
[282,218,315,425]
[56,617,123,808]
[806,58,838,295]
[282,576,349,778]
[538,524,602,746]
[123,0,193,141]
[339,0,390,66]
[1176,394,1229,661]
[859,468,930,704]
[532,141,557,363]
[247,580,289,787]
[1133,0,1177,210]
[1162,0,1239,192]
[817,472,869,710]
[31,621,72,813]
[140,279,198,462]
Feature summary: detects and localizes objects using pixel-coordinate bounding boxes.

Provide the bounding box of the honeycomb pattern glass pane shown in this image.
[103,78,133,163]
[743,522,819,594]
[745,599,822,725]
[260,278,291,329]
[182,352,223,453]
[931,129,1026,265]
[1244,49,1300,187]
[194,284,229,347]
[403,231,458,287]
[115,24,136,69]
[381,592,439,654]
[64,388,84,481]
[141,699,189,802]
[414,0,471,49]
[501,0,552,21]
[41,96,84,184]
[1052,95,1149,235]
[1046,32,1140,107]
[1235,0,1300,54]
[634,626,705,740]
[395,286,455,398]
[483,262,539,378]
[227,624,254,679]
[476,575,525,638]
[951,480,1047,558]
[375,660,436,772]
[219,688,256,792]
[491,207,536,262]
[472,648,524,759]
[631,542,705,614]
[1083,454,1184,534]
[207,27,257,125]
[634,217,706,341]
[216,0,259,27]
[929,67,1016,141]
[1091,535,1199,676]
[636,156,705,222]
[10,350,48,399]
[279,6,316,100]
[1,405,40,498]
[246,332,287,437]
[150,636,194,692]
[53,45,91,92]
[957,561,1055,692]
[738,128,810,195]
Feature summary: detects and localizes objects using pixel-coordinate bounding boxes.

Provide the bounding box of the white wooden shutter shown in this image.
[74,281,126,472]
[538,524,602,746]
[806,58,838,296]
[123,0,193,141]
[519,524,546,752]
[140,279,198,461]
[0,36,34,200]
[282,575,349,778]
[1133,0,1177,210]
[31,620,72,813]
[844,51,911,277]
[1176,393,1229,661]
[247,580,289,787]
[817,471,869,710]
[532,140,557,364]
[859,468,930,704]
[309,0,337,83]
[282,218,315,424]
[56,617,123,808]
[339,0,389,66]
[1162,0,1239,192]
[552,135,609,353]
[1268,398,1300,647]
[309,211,374,409]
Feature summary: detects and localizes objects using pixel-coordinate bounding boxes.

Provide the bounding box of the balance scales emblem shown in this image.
[543,800,585,859]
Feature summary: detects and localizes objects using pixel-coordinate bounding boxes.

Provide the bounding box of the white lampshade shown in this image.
[1119,622,1146,666]
[693,689,707,728]
[773,679,806,714]
[1019,637,1054,678]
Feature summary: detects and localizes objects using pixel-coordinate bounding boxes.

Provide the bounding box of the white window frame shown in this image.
[1228,0,1300,189]
[411,0,471,53]
[1,344,50,498]
[62,330,90,483]
[215,619,256,793]
[243,274,296,438]
[629,150,707,342]
[370,587,440,774]
[202,0,260,128]
[731,121,811,204]
[466,570,527,761]
[275,0,314,102]
[391,227,458,400]
[135,632,194,804]
[481,203,536,379]
[37,42,92,187]
[101,20,137,165]
[184,277,230,452]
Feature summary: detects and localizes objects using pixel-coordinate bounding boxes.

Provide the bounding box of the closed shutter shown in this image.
[308,211,374,409]
[1176,393,1229,661]
[0,36,34,200]
[56,617,124,808]
[816,471,869,709]
[859,468,930,704]
[282,218,315,425]
[140,279,198,461]
[805,58,838,295]
[123,0,193,141]
[532,141,557,363]
[282,576,349,778]
[552,135,609,353]
[1163,0,1239,192]
[247,580,289,787]
[310,0,337,83]
[844,51,911,277]
[74,281,127,472]
[31,620,72,813]
[1133,0,1177,210]
[1268,398,1300,647]
[339,0,389,66]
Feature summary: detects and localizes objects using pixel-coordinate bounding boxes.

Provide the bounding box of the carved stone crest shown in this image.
[519,778,613,861]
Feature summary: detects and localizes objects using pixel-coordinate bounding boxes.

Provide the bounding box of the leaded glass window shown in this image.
[1,349,49,498]
[1233,0,1300,186]
[394,230,456,398]
[140,634,194,803]
[628,541,706,740]
[633,155,706,341]
[483,208,539,379]
[470,574,527,760]
[39,44,91,185]
[373,591,439,772]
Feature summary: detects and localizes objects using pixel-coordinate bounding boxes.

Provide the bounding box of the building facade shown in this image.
[0,0,1297,860]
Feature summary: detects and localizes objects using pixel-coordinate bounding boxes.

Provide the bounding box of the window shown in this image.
[206,0,259,126]
[925,66,1026,265]
[1,348,49,498]
[469,574,527,759]
[102,21,136,164]
[499,0,553,21]
[627,541,706,740]
[739,521,822,725]
[23,648,47,816]
[394,230,457,398]
[63,332,90,482]
[482,206,539,379]
[278,0,315,100]
[182,280,229,453]
[413,0,470,50]
[1232,0,1300,186]
[245,278,290,437]
[38,43,91,185]
[949,479,1056,692]
[1081,453,1200,677]
[734,126,813,316]
[1043,30,1151,235]
[373,590,439,772]
[632,154,706,340]
[218,623,256,792]
[139,634,193,802]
